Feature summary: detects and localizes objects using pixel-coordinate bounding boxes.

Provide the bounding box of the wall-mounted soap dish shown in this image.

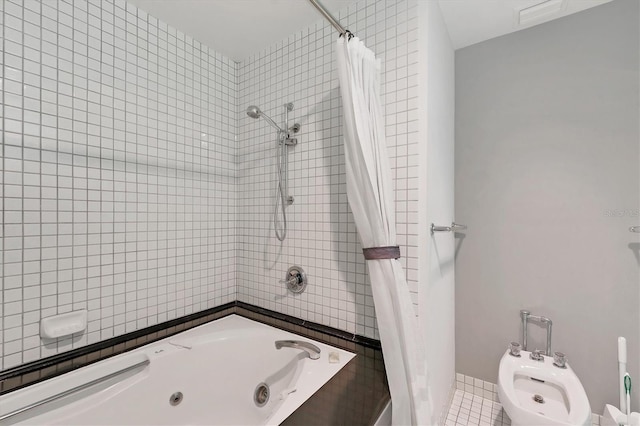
[40,310,88,339]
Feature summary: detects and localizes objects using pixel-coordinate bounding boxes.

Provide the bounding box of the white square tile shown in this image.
[1,0,423,370]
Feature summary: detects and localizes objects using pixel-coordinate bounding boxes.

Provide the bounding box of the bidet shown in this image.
[498,349,591,426]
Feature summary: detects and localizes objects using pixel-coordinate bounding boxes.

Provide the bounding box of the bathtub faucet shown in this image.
[275,340,321,360]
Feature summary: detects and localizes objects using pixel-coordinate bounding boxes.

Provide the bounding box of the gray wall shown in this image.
[455,0,639,413]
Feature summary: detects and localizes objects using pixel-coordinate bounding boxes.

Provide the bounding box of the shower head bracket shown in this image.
[289,123,301,134]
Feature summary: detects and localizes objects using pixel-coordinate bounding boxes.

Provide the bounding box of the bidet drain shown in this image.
[169,391,183,406]
[254,382,270,407]
[533,394,545,404]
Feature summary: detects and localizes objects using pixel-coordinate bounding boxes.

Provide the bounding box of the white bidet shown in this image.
[497,349,591,426]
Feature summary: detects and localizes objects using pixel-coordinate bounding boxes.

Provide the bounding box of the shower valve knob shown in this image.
[282,266,307,294]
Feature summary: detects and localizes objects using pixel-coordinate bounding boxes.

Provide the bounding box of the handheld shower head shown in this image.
[246,105,283,132]
[246,105,261,119]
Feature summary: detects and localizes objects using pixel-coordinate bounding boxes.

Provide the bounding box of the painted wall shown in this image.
[236,0,422,339]
[418,1,456,422]
[1,0,236,370]
[455,0,639,412]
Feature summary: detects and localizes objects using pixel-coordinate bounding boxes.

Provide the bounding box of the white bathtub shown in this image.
[0,315,355,425]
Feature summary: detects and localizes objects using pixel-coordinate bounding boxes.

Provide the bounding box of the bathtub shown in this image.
[0,315,355,425]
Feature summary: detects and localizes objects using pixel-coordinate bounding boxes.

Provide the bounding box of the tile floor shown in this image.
[445,387,603,426]
[445,389,510,426]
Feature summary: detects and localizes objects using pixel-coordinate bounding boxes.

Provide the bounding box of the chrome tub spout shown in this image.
[275,340,321,360]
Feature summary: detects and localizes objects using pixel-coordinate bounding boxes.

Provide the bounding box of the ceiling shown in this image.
[125,0,357,61]
[126,0,615,60]
[437,0,614,50]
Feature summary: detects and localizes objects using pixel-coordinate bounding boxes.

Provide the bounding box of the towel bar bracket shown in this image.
[430,222,467,234]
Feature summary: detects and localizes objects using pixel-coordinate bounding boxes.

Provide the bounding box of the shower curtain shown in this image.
[336,37,431,425]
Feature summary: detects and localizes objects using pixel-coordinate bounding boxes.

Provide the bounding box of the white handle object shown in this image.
[620,337,628,414]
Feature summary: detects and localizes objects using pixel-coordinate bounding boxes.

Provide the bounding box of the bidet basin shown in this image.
[498,349,591,426]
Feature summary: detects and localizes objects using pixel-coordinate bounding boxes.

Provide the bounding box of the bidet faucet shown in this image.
[520,310,553,356]
[508,342,521,357]
[530,349,544,361]
[275,340,321,360]
[553,351,567,368]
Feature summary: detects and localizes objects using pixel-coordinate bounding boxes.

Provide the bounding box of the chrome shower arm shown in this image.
[246,105,285,132]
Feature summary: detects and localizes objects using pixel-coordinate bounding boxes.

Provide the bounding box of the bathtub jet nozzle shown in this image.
[169,392,183,406]
[254,383,270,407]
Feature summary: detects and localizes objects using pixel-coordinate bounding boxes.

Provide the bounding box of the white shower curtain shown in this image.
[336,36,431,425]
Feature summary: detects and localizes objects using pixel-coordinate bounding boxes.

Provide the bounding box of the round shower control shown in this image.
[281,266,307,294]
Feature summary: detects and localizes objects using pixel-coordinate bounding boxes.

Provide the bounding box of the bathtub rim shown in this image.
[1,315,357,426]
[0,302,389,426]
[1,301,380,395]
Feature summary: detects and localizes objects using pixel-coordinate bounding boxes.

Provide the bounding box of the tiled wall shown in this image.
[0,0,236,370]
[236,0,421,339]
[1,0,422,370]
[455,373,500,403]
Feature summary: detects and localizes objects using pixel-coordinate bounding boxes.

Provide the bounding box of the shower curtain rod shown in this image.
[307,0,353,38]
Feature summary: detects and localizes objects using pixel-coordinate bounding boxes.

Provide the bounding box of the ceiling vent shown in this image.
[518,0,567,26]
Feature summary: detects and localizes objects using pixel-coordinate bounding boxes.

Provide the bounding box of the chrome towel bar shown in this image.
[0,358,150,422]
[431,222,467,234]
[630,226,640,233]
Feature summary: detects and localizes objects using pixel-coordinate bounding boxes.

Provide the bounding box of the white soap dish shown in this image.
[40,310,88,339]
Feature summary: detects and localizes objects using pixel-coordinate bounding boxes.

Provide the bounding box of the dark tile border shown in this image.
[236,302,382,350]
[0,301,381,395]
